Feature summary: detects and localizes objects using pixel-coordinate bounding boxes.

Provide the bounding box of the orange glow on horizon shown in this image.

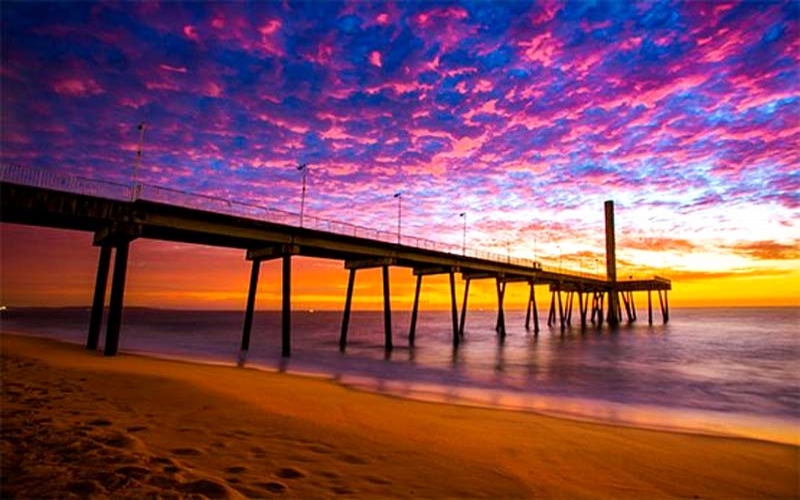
[1,225,797,312]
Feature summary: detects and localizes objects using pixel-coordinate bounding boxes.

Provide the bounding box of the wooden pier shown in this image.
[0,166,671,358]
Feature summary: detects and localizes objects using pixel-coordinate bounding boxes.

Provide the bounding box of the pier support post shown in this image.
[597,292,604,328]
[281,254,292,358]
[382,265,393,350]
[579,292,588,329]
[495,279,506,339]
[458,278,470,339]
[87,246,112,351]
[658,290,668,324]
[664,290,670,324]
[566,291,574,327]
[525,281,539,334]
[240,260,261,357]
[630,292,637,321]
[408,273,422,347]
[104,241,130,357]
[648,290,653,325]
[339,268,357,351]
[622,291,633,323]
[449,270,459,348]
[547,291,556,327]
[557,288,565,332]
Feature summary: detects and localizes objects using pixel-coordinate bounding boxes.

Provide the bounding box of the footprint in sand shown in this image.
[276,467,306,480]
[87,418,112,427]
[171,447,203,456]
[115,466,150,479]
[338,453,368,465]
[256,481,287,493]
[365,475,392,486]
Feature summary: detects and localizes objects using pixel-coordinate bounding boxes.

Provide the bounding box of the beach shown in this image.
[1,333,797,499]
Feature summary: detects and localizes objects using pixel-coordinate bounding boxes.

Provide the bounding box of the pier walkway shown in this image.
[0,164,671,358]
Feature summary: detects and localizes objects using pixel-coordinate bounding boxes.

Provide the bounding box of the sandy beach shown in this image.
[1,333,797,499]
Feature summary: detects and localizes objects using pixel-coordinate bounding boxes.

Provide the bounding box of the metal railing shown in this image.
[1,163,616,281]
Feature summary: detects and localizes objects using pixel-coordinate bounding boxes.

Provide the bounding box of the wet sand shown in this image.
[1,333,797,499]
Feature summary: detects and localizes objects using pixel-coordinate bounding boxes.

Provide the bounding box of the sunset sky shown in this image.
[1,1,798,310]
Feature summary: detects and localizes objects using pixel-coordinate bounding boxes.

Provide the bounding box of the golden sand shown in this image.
[1,333,797,499]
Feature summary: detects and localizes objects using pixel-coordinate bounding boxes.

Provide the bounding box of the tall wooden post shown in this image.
[458,278,470,338]
[495,279,506,338]
[408,273,422,347]
[87,246,112,351]
[240,259,261,356]
[547,291,556,327]
[648,290,653,325]
[104,241,130,357]
[281,254,291,358]
[339,268,356,351]
[449,270,459,348]
[382,265,393,350]
[557,288,565,332]
[664,290,670,324]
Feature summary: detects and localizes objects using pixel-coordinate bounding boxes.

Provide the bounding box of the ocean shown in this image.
[2,306,798,445]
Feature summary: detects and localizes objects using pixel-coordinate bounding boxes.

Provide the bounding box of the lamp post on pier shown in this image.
[459,212,467,256]
[297,163,308,227]
[131,122,146,201]
[394,192,402,244]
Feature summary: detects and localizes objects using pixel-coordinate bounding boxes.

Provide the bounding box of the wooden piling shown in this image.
[339,268,356,351]
[281,254,291,357]
[458,277,470,339]
[648,290,653,325]
[382,265,393,350]
[449,270,459,348]
[87,246,112,351]
[240,259,261,355]
[547,291,556,327]
[104,241,130,357]
[557,287,565,332]
[495,279,506,338]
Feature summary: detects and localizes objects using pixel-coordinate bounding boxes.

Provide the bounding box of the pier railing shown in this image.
[0,163,610,280]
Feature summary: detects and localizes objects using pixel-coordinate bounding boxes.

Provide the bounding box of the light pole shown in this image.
[394,192,402,244]
[297,163,308,227]
[459,212,466,256]
[132,122,146,201]
[558,245,563,272]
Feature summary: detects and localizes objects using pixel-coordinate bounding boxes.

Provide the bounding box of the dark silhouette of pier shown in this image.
[0,164,671,358]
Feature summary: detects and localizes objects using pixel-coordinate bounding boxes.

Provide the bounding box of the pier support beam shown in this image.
[408,274,422,347]
[547,291,556,327]
[240,260,261,358]
[622,291,633,323]
[565,291,574,327]
[449,270,459,348]
[281,254,292,357]
[458,278,470,339]
[339,268,357,351]
[525,281,539,334]
[578,291,588,329]
[104,241,130,357]
[648,290,653,325]
[557,287,565,332]
[86,246,112,351]
[495,279,506,339]
[382,265,393,350]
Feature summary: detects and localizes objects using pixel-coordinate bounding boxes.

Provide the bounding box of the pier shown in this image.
[0,164,671,358]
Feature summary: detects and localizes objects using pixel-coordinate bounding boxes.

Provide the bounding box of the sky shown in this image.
[1,1,798,310]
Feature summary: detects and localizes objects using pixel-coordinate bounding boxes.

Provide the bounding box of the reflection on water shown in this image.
[3,306,798,444]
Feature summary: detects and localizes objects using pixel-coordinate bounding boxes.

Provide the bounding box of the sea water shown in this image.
[2,307,798,444]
